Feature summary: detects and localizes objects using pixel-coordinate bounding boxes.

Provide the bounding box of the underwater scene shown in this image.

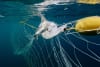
[0,0,100,67]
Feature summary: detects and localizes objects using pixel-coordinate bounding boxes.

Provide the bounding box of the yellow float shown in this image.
[74,16,100,35]
[77,0,100,4]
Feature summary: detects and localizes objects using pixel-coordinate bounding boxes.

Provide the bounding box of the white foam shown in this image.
[35,0,74,6]
[35,0,74,12]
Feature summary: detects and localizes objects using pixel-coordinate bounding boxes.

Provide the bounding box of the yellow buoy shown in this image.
[77,0,100,4]
[75,16,100,35]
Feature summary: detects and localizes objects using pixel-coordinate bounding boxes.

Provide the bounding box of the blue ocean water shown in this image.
[0,0,100,67]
